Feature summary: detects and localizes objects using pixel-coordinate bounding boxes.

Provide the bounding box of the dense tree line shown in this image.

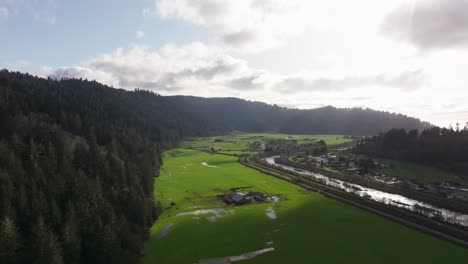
[166,96,431,136]
[0,70,227,264]
[355,127,468,177]
[0,70,433,263]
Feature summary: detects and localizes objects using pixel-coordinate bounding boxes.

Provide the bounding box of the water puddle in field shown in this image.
[176,208,234,222]
[201,162,218,167]
[194,247,275,264]
[156,223,175,239]
[180,164,192,169]
[265,207,277,219]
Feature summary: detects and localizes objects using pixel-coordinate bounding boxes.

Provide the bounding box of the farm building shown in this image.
[222,191,276,205]
[232,193,250,205]
[223,192,251,205]
[246,191,268,202]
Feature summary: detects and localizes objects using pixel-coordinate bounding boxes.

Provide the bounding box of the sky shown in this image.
[1,0,468,127]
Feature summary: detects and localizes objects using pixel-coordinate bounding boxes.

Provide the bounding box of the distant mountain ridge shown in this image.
[164,96,432,136]
[1,70,431,136]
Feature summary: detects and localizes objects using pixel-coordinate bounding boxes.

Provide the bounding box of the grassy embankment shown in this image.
[144,134,468,263]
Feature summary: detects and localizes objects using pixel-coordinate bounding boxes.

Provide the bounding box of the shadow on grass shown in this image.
[144,195,468,264]
[207,160,239,166]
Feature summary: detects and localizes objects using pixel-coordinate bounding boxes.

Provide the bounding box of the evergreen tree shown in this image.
[30,218,63,264]
[0,216,21,264]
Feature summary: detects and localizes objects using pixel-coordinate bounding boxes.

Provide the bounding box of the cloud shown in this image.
[225,74,265,90]
[382,0,468,50]
[1,59,30,71]
[136,30,145,38]
[273,70,425,92]
[155,0,314,51]
[417,110,468,128]
[142,8,152,17]
[222,31,257,47]
[0,6,9,21]
[0,0,58,24]
[43,43,269,94]
[42,41,426,100]
[33,12,56,25]
[15,59,30,67]
[41,66,119,87]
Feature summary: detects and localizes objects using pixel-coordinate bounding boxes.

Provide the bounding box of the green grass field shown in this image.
[340,153,468,187]
[380,159,468,187]
[182,132,351,153]
[144,144,468,263]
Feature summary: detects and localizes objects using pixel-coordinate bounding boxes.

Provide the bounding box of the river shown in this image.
[264,156,468,227]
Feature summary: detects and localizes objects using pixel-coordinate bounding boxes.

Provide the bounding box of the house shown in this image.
[232,192,251,205]
[222,194,234,204]
[246,191,267,202]
[253,195,267,202]
[246,191,263,196]
[309,156,328,165]
[223,192,251,205]
[222,190,278,205]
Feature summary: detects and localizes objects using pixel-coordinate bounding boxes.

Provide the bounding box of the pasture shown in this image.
[144,144,468,263]
[182,132,351,154]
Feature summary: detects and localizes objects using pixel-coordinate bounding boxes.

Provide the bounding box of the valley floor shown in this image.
[144,148,468,264]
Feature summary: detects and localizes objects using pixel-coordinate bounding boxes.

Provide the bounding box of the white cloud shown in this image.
[33,12,56,25]
[382,0,468,50]
[1,0,58,24]
[36,65,54,76]
[142,7,152,17]
[42,42,427,98]
[40,66,119,87]
[136,30,145,38]
[273,70,425,93]
[1,59,30,71]
[43,43,270,96]
[16,59,30,67]
[0,6,9,21]
[155,0,318,51]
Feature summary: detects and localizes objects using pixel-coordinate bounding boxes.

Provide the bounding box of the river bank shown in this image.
[241,155,468,248]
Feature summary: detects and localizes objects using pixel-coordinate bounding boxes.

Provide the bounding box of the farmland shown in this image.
[144,134,468,264]
[181,132,351,154]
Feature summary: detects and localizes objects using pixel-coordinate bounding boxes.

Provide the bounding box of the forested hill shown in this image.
[0,70,224,264]
[0,70,430,264]
[165,96,431,135]
[355,128,468,176]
